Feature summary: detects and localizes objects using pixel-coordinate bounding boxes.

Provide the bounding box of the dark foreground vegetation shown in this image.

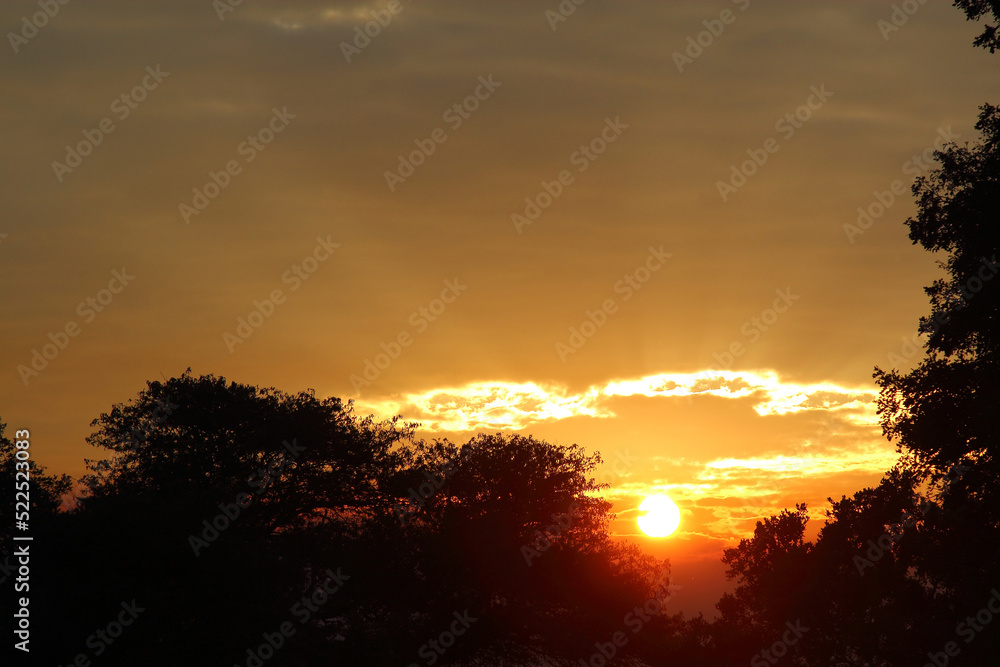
[3,3,1000,665]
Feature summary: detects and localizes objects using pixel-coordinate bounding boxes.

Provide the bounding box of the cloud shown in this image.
[354,370,890,547]
[603,440,899,543]
[603,371,878,420]
[356,369,878,431]
[702,449,898,478]
[360,381,607,431]
[356,369,897,546]
[248,4,385,31]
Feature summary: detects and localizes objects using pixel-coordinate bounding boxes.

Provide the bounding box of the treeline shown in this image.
[1,380,688,666]
[4,4,1000,665]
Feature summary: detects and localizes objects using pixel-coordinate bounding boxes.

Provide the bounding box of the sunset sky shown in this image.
[3,0,999,615]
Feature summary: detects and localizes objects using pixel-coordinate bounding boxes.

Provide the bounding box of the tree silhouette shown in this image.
[796,467,940,666]
[955,0,1000,52]
[0,420,74,665]
[870,103,1000,665]
[0,419,72,542]
[710,504,813,665]
[16,372,671,665]
[875,106,1000,476]
[83,370,412,515]
[375,433,672,664]
[705,103,1000,667]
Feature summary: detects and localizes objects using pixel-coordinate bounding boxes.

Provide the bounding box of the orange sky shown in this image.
[2,0,999,616]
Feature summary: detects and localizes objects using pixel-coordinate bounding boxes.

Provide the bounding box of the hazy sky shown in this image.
[2,0,998,615]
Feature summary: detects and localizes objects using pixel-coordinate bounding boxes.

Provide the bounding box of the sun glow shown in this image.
[637,495,682,538]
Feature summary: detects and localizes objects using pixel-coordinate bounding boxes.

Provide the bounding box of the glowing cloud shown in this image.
[702,450,899,478]
[355,369,878,432]
[352,370,893,546]
[362,381,607,431]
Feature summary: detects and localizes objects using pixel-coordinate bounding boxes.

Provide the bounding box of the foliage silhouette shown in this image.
[11,372,672,665]
[955,0,1000,52]
[699,102,1000,667]
[8,7,1000,664]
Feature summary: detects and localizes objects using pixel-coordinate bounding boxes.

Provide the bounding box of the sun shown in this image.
[637,495,681,537]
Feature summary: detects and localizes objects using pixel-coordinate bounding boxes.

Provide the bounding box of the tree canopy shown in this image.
[11,371,673,666]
